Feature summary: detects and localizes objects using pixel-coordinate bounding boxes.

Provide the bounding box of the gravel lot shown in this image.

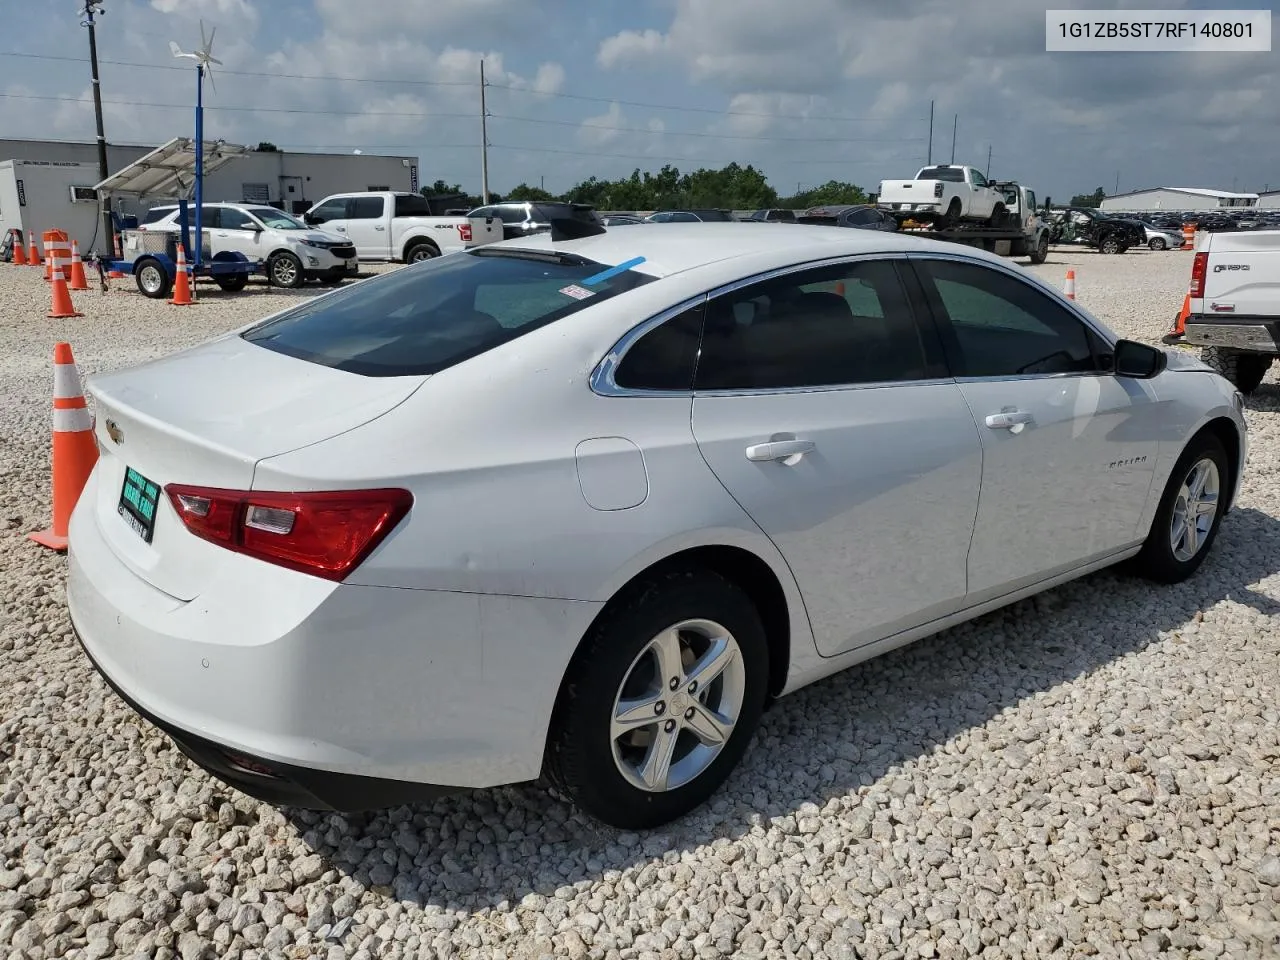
[1,247,1278,960]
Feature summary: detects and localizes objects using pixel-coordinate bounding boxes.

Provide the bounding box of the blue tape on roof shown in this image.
[582,256,647,286]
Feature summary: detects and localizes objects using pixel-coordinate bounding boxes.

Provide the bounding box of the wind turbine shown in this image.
[169,21,221,270]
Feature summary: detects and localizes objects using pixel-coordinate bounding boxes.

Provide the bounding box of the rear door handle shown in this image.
[745,439,815,462]
[985,410,1033,430]
[374,225,386,231]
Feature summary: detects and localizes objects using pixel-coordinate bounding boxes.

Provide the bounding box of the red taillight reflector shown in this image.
[1190,252,1208,298]
[163,485,413,581]
[457,223,473,242]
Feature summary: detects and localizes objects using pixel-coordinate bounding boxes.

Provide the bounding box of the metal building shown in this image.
[1099,187,1259,212]
[0,137,420,220]
[1259,190,1280,210]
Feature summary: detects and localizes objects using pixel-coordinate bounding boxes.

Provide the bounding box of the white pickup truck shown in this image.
[877,164,1005,228]
[1176,229,1280,394]
[303,191,501,263]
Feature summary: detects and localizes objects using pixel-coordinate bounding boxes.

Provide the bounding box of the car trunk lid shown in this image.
[86,335,427,600]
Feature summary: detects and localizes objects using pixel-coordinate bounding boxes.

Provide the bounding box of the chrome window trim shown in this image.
[589,248,1122,399]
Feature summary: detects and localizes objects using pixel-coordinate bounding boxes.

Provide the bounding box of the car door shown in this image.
[966,168,997,217]
[306,197,351,238]
[909,255,1162,604]
[344,196,389,258]
[214,206,264,259]
[689,257,984,657]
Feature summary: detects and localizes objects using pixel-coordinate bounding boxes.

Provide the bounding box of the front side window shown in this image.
[309,199,348,223]
[694,260,934,391]
[141,207,175,225]
[249,207,306,229]
[243,249,656,377]
[915,259,1098,378]
[219,207,258,230]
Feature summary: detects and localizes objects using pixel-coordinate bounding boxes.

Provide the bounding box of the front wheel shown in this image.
[1099,236,1123,255]
[268,251,304,288]
[1201,346,1272,395]
[546,569,769,829]
[987,203,1007,228]
[135,258,172,299]
[1131,433,1230,583]
[1148,237,1168,251]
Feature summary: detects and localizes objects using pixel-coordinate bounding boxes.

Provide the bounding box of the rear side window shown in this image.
[394,194,432,217]
[613,304,705,391]
[242,250,657,377]
[349,197,385,219]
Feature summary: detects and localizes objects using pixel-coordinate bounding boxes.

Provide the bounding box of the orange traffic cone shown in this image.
[1063,269,1076,300]
[28,232,41,266]
[68,241,89,291]
[834,280,846,295]
[169,244,193,306]
[12,231,27,265]
[48,256,84,319]
[29,343,99,551]
[1162,293,1191,345]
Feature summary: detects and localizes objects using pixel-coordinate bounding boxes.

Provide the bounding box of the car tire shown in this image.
[1201,346,1272,395]
[1131,432,1230,584]
[404,241,440,264]
[1148,237,1167,251]
[1099,236,1122,254]
[545,568,770,830]
[987,203,1007,228]
[936,199,962,230]
[268,251,305,289]
[214,274,248,292]
[135,257,172,299]
[1029,233,1049,265]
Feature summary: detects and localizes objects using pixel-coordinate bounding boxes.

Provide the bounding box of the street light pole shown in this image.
[81,0,114,255]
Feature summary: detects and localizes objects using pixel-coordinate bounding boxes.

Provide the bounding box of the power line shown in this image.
[0,92,473,119]
[489,143,924,166]
[489,113,924,144]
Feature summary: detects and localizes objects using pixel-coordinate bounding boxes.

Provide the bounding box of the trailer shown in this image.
[0,160,113,258]
[92,137,260,297]
[897,182,1050,264]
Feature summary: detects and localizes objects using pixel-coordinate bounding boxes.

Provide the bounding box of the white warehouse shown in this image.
[1099,187,1259,212]
[1259,190,1280,210]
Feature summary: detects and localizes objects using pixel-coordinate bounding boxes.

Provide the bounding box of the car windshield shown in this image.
[247,207,307,229]
[918,166,965,182]
[242,248,657,377]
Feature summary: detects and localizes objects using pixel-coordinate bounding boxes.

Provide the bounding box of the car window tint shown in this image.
[197,206,221,229]
[141,207,174,225]
[694,260,931,390]
[919,259,1097,377]
[493,206,527,224]
[349,196,385,219]
[219,208,256,230]
[394,194,432,217]
[613,304,704,391]
[310,199,348,222]
[242,250,656,377]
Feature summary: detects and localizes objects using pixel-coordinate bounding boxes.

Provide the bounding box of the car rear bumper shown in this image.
[1182,317,1280,352]
[67,490,600,810]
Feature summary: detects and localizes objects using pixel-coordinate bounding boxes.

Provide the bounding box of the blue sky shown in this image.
[1,0,1276,201]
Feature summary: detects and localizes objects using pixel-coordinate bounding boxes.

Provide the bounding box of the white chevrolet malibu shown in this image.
[68,221,1246,829]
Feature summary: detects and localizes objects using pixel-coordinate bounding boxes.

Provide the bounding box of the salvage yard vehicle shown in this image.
[1176,229,1280,394]
[467,201,601,241]
[139,202,357,288]
[304,191,501,263]
[897,182,1050,264]
[68,221,1246,830]
[1047,207,1145,254]
[877,164,1005,228]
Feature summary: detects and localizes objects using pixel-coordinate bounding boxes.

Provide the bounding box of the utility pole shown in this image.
[479,60,490,204]
[1115,171,1120,195]
[950,114,957,164]
[985,144,992,179]
[80,0,113,255]
[926,100,934,164]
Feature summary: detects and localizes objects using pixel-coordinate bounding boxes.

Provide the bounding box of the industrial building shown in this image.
[1259,190,1280,210]
[1099,186,1259,212]
[0,137,420,255]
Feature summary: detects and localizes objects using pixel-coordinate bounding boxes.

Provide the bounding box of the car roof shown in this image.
[490,222,982,279]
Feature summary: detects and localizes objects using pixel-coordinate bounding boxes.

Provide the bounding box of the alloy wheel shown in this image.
[1170,457,1220,562]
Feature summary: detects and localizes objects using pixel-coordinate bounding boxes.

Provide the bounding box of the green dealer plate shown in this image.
[118,466,160,543]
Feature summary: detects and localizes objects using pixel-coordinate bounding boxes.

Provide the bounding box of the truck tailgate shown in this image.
[1195,230,1280,317]
[464,216,501,247]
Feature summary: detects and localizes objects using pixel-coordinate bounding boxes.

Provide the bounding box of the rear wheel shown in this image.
[1148,236,1168,251]
[135,258,172,299]
[1202,346,1272,395]
[1131,433,1230,583]
[405,241,440,264]
[1029,233,1049,265]
[546,569,769,829]
[936,198,962,230]
[1099,235,1123,254]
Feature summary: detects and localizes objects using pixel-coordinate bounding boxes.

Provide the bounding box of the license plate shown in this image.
[118,466,160,543]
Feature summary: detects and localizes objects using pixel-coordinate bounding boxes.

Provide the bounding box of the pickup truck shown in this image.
[877,164,1004,228]
[303,191,501,263]
[1176,229,1280,394]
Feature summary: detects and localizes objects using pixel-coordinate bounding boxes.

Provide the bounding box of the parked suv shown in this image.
[139,202,357,287]
[467,201,600,241]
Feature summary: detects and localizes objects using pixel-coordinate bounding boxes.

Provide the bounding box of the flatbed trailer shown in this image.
[893,182,1050,264]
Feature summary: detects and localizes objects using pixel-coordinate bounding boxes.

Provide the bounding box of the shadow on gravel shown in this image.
[277,505,1280,914]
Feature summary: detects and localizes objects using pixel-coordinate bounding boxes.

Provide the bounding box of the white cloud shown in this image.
[533,63,566,96]
[579,102,625,146]
[597,29,670,69]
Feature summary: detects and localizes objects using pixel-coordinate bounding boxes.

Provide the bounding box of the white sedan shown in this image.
[68,222,1246,829]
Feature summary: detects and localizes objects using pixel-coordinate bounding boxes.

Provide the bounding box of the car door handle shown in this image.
[374,225,385,231]
[334,226,346,232]
[745,439,815,462]
[985,410,1034,430]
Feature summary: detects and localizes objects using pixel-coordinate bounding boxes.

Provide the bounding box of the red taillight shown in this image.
[457,223,473,242]
[1189,251,1208,298]
[164,485,413,581]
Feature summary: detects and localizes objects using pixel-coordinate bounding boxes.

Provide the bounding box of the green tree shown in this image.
[1069,187,1107,208]
[255,142,279,152]
[505,183,559,202]
[784,180,868,209]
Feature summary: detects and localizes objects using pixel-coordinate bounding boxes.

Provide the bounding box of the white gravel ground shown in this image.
[1,247,1279,960]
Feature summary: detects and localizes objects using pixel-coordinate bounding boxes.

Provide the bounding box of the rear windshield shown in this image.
[917,166,965,182]
[241,249,656,377]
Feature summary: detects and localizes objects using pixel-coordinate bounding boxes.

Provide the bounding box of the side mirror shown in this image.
[1112,339,1167,379]
[303,213,320,225]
